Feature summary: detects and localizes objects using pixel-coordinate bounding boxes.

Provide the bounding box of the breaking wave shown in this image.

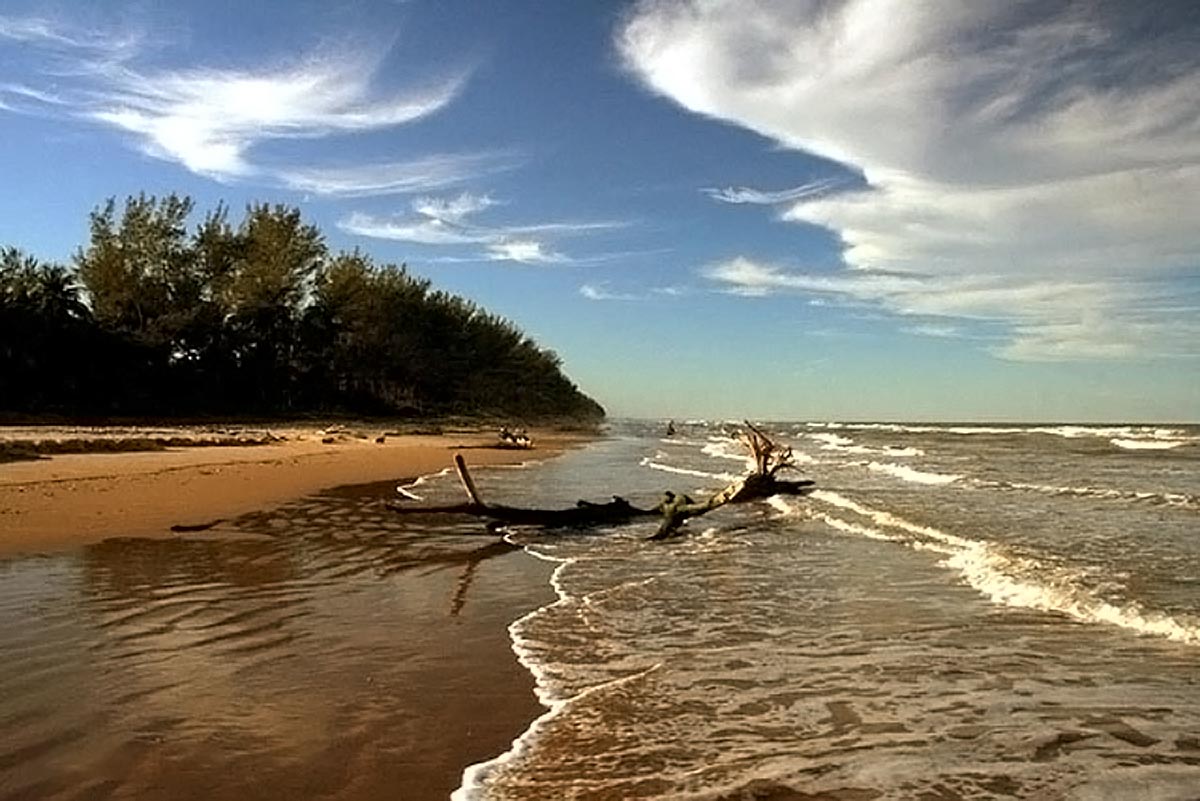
[865,461,961,485]
[639,456,740,483]
[979,479,1199,511]
[806,491,1200,646]
[1111,438,1188,450]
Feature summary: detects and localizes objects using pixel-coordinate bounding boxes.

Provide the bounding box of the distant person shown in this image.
[666,420,677,436]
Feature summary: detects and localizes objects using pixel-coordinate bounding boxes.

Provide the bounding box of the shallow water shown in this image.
[459,421,1200,800]
[0,482,551,801]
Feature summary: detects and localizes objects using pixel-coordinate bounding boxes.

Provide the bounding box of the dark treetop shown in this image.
[0,194,604,422]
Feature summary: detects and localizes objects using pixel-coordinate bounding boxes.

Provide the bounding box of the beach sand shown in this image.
[0,425,584,799]
[0,425,583,557]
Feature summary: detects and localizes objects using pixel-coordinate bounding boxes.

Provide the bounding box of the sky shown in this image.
[1,0,1197,422]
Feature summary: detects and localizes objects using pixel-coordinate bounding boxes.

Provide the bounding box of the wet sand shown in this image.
[0,427,588,800]
[0,427,582,557]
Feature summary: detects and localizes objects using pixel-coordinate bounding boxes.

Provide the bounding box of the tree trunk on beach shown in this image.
[388,423,815,539]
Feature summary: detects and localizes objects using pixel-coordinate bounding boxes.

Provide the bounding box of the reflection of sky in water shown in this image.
[0,483,550,800]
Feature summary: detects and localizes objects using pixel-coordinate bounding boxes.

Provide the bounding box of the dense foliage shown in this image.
[0,194,604,421]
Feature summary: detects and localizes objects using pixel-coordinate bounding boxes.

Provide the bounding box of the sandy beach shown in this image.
[0,424,588,800]
[0,425,584,557]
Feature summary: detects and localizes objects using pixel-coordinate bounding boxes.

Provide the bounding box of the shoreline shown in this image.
[0,424,591,557]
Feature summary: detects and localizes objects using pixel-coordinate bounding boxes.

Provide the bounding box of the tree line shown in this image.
[0,194,604,421]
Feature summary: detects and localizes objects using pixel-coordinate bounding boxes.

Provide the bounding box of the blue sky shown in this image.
[1,0,1197,422]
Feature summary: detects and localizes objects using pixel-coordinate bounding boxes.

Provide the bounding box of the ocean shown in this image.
[456,420,1200,800]
[1,421,1197,800]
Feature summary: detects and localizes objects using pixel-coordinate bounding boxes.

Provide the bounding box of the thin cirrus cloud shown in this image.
[619,0,1200,361]
[579,283,639,301]
[340,192,626,265]
[0,14,476,193]
[705,257,1200,361]
[276,152,518,198]
[701,178,843,206]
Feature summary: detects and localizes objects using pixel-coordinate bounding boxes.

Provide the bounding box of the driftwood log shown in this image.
[388,422,814,539]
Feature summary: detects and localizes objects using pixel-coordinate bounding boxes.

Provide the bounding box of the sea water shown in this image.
[457,420,1200,800]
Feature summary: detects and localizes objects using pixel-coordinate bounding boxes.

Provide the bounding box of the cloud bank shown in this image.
[619,0,1200,360]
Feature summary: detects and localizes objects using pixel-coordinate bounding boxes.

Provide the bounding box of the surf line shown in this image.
[453,539,662,801]
[395,466,454,501]
[808,490,1200,647]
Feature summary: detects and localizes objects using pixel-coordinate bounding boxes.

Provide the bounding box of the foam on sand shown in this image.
[454,543,662,801]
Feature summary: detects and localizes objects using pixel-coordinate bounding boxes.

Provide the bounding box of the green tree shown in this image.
[0,248,91,410]
[223,203,325,410]
[3,194,604,421]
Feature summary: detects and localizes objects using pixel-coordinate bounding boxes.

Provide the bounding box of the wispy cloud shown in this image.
[277,153,516,198]
[90,57,466,178]
[620,1,1200,361]
[340,210,481,245]
[412,191,500,222]
[0,15,74,45]
[340,192,626,265]
[1,14,470,185]
[904,323,961,340]
[701,178,843,205]
[580,283,638,301]
[0,14,136,51]
[706,257,1200,360]
[487,240,566,265]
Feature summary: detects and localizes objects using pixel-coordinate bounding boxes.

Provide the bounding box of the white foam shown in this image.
[701,438,757,467]
[639,457,740,483]
[882,446,925,457]
[395,466,454,500]
[981,479,1198,510]
[804,432,922,458]
[454,540,664,800]
[812,490,969,549]
[807,422,1197,443]
[1111,438,1187,450]
[765,496,797,516]
[809,432,855,449]
[810,492,1200,646]
[944,546,1200,646]
[865,461,961,485]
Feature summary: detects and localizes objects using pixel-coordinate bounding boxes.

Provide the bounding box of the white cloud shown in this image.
[339,211,482,245]
[340,193,625,265]
[905,324,960,339]
[88,57,466,178]
[277,155,516,198]
[1,15,469,182]
[411,191,499,223]
[0,14,118,49]
[620,1,1200,360]
[486,239,566,265]
[707,257,1200,360]
[0,16,66,43]
[580,283,638,301]
[701,178,842,205]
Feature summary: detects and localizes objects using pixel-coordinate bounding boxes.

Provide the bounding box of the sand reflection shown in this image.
[0,485,549,801]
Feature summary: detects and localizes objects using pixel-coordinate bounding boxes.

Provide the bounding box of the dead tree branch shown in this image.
[388,424,814,539]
